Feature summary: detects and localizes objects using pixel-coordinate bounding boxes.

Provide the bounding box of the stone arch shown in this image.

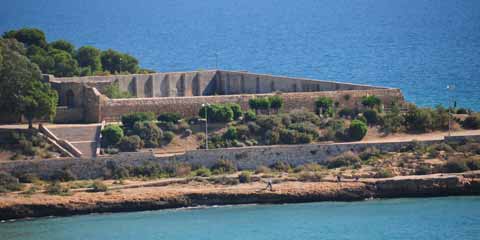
[66,90,75,108]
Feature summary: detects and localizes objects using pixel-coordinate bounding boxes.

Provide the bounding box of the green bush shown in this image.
[46,181,70,195]
[326,152,361,169]
[338,108,357,119]
[463,114,480,129]
[456,108,469,114]
[346,120,368,141]
[243,110,256,122]
[249,97,271,113]
[163,131,175,144]
[443,159,469,173]
[361,95,381,109]
[223,127,238,140]
[51,168,76,182]
[104,82,132,99]
[288,122,319,139]
[404,106,434,132]
[315,97,333,116]
[289,109,321,125]
[279,128,298,144]
[132,121,163,148]
[270,160,291,172]
[101,124,124,147]
[121,112,156,129]
[238,171,252,183]
[256,115,283,130]
[89,180,108,192]
[227,103,243,120]
[157,112,182,123]
[199,104,234,122]
[362,109,379,125]
[118,135,143,152]
[269,95,284,112]
[211,159,237,174]
[374,168,394,178]
[467,158,480,170]
[194,167,212,177]
[298,171,325,182]
[264,130,280,145]
[0,172,22,193]
[380,107,404,134]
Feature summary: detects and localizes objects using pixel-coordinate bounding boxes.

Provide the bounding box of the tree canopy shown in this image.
[2,28,148,77]
[0,38,58,127]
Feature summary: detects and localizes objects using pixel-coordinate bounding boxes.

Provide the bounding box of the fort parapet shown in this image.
[45,70,405,123]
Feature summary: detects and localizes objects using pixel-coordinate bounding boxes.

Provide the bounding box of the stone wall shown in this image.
[4,135,476,180]
[101,88,404,121]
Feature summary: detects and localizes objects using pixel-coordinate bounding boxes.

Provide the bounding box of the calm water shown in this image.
[0,197,479,239]
[1,0,479,110]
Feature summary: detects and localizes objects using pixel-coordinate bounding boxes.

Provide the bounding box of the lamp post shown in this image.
[447,84,455,137]
[202,103,210,149]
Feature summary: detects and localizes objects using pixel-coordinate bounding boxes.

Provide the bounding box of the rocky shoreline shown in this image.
[1,171,479,221]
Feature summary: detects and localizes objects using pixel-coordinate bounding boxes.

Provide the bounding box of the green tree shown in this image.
[101,49,139,74]
[315,97,333,116]
[50,50,79,77]
[347,120,368,141]
[269,95,284,113]
[101,124,124,147]
[361,95,382,109]
[49,40,75,55]
[0,38,57,128]
[76,46,102,72]
[3,28,47,48]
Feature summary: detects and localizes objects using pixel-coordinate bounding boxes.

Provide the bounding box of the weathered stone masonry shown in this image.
[46,70,405,123]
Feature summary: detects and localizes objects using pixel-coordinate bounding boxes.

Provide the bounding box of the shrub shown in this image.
[183,129,193,137]
[265,130,280,145]
[211,159,237,174]
[0,172,22,193]
[46,181,70,195]
[463,114,480,129]
[326,152,361,169]
[255,166,271,174]
[443,159,469,173]
[51,168,76,182]
[289,109,321,125]
[315,97,333,116]
[288,122,319,139]
[456,108,469,114]
[256,115,283,130]
[338,108,357,119]
[104,82,132,99]
[298,172,325,182]
[359,147,381,161]
[238,171,252,183]
[346,120,368,141]
[174,163,192,177]
[467,158,480,170]
[279,128,298,144]
[227,103,243,120]
[380,108,405,134]
[243,110,256,122]
[223,127,238,140]
[157,112,182,123]
[361,95,381,109]
[163,131,175,144]
[199,104,234,122]
[195,167,212,177]
[404,106,434,132]
[270,160,291,172]
[415,165,432,175]
[249,97,271,113]
[89,181,108,192]
[235,125,250,140]
[132,121,163,147]
[374,168,394,178]
[362,109,379,125]
[101,124,124,147]
[118,135,143,152]
[121,112,155,129]
[269,95,284,112]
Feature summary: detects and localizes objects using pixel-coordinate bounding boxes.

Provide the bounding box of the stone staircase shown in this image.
[48,125,101,158]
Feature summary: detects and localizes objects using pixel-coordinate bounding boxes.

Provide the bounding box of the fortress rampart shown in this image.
[45,70,405,123]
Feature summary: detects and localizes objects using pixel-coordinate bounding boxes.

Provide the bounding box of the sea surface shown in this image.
[0,197,479,240]
[1,0,479,110]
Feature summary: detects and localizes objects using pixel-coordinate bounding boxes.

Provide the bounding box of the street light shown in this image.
[202,103,211,149]
[447,84,455,137]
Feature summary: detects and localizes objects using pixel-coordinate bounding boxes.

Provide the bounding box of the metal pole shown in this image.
[205,106,208,150]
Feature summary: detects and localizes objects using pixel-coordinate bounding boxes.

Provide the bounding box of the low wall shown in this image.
[101,88,404,121]
[3,135,473,180]
[54,107,84,123]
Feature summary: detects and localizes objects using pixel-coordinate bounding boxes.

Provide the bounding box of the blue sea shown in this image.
[1,0,479,110]
[1,197,479,240]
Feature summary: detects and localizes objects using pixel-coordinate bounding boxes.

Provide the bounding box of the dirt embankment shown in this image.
[1,171,479,221]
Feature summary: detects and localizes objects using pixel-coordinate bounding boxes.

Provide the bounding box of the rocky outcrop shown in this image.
[0,172,479,221]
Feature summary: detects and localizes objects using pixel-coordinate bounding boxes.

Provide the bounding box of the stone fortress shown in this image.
[46,69,405,123]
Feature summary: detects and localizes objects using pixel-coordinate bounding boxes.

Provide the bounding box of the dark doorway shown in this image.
[66,90,75,108]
